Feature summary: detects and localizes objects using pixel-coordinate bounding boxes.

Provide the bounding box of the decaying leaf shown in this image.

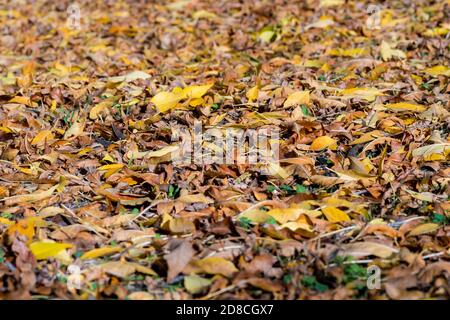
[341,242,399,258]
[193,257,238,277]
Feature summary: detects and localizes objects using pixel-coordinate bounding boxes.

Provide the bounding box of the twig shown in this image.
[130,200,163,222]
[423,252,445,260]
[200,280,248,300]
[307,225,359,242]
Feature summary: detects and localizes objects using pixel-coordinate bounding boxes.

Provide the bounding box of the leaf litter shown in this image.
[0,0,449,300]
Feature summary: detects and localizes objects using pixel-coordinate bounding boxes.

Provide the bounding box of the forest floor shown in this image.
[0,0,449,300]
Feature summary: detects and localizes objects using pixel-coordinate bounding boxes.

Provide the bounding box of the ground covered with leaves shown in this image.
[0,0,449,300]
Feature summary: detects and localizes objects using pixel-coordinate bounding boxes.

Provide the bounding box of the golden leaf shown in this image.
[310,136,337,151]
[340,87,384,101]
[151,91,183,113]
[384,102,427,113]
[195,257,238,277]
[408,223,440,236]
[322,206,350,222]
[246,85,259,102]
[182,83,213,99]
[424,65,450,77]
[320,0,344,7]
[380,41,406,61]
[31,130,54,146]
[283,91,310,108]
[81,247,122,260]
[29,241,73,260]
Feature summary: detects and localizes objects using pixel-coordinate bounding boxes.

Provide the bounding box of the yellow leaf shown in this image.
[7,218,35,242]
[310,136,337,151]
[9,96,31,106]
[411,74,423,85]
[182,83,213,99]
[238,209,271,224]
[258,29,275,43]
[320,0,344,7]
[0,126,13,133]
[184,274,212,294]
[131,263,157,276]
[102,154,115,162]
[408,223,440,236]
[266,162,290,179]
[151,91,183,113]
[50,100,57,112]
[188,97,204,107]
[192,10,218,20]
[246,85,259,102]
[323,197,353,208]
[412,143,450,160]
[0,217,15,226]
[322,206,350,222]
[31,130,54,146]
[29,241,73,260]
[349,130,383,145]
[380,41,406,61]
[64,120,85,139]
[89,100,115,119]
[384,102,427,113]
[280,215,313,233]
[100,261,136,278]
[81,247,122,260]
[340,87,384,101]
[267,207,302,224]
[328,48,368,57]
[424,65,450,77]
[283,91,310,107]
[98,163,125,171]
[423,27,449,37]
[195,257,238,277]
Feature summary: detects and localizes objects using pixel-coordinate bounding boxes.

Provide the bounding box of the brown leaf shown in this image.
[164,240,195,282]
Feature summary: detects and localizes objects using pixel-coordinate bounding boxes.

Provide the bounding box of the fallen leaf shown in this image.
[195,257,238,277]
[408,223,440,236]
[310,136,337,151]
[100,261,136,278]
[321,206,350,222]
[384,102,427,113]
[31,130,54,146]
[151,91,183,113]
[107,70,151,83]
[341,242,398,258]
[380,41,406,61]
[284,91,310,107]
[81,247,122,260]
[165,240,196,282]
[184,274,212,294]
[29,241,73,260]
